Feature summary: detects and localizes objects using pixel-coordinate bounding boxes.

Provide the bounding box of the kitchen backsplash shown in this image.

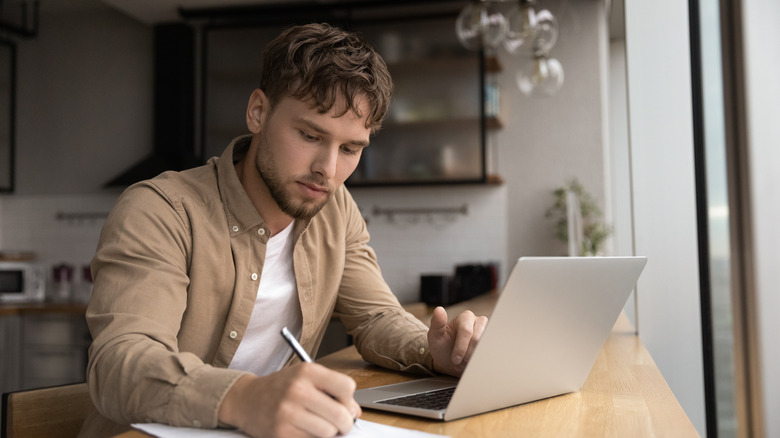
[0,186,508,304]
[350,185,508,303]
[0,193,120,274]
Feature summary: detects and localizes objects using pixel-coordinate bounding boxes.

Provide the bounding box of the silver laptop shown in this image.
[355,256,647,421]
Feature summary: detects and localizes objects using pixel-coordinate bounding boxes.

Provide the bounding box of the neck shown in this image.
[235,138,293,236]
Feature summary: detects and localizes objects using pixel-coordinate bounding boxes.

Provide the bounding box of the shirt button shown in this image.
[192,420,201,428]
[258,228,266,236]
[251,273,258,281]
[419,347,426,355]
[232,226,239,232]
[229,331,238,339]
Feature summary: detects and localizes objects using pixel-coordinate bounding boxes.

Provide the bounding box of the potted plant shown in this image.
[545,179,612,256]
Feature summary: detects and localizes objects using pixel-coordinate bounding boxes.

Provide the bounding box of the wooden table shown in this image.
[116,294,699,437]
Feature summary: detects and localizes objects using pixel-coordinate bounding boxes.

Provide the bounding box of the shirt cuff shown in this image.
[167,365,251,429]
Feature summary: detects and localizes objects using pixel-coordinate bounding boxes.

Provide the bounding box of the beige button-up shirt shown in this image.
[80,136,433,436]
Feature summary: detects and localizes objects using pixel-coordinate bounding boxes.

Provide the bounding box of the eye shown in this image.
[299,130,319,142]
[340,145,362,156]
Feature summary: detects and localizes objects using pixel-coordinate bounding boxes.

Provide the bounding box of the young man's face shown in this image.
[250,91,371,220]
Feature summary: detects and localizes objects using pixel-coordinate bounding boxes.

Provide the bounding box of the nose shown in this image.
[311,144,339,179]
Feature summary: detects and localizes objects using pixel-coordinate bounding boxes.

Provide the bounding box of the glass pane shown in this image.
[349,17,484,185]
[698,0,738,435]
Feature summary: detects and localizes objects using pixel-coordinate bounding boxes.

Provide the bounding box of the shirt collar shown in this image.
[216,135,312,238]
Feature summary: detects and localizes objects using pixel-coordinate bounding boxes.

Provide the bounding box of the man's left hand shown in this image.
[427,306,488,377]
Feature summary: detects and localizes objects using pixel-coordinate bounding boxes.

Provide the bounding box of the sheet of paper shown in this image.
[133,419,449,438]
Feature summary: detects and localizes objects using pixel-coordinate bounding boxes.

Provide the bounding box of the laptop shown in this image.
[354,256,647,421]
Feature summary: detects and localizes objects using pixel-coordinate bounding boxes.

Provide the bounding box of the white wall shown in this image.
[624,0,706,434]
[0,1,150,289]
[14,1,153,195]
[496,0,611,261]
[741,0,780,435]
[0,194,115,270]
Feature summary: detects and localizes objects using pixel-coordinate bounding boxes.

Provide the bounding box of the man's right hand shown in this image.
[218,363,361,437]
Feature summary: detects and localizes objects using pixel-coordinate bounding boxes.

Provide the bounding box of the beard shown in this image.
[255,131,334,220]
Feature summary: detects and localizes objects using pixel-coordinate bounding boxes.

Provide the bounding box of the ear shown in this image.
[246,89,269,134]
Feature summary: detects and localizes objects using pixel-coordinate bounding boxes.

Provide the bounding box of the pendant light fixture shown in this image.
[455,0,509,51]
[456,0,563,96]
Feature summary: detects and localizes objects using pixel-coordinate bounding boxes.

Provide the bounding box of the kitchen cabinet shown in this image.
[20,313,90,389]
[0,305,90,399]
[200,3,495,186]
[0,314,22,395]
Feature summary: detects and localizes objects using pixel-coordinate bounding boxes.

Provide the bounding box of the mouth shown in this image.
[297,180,330,199]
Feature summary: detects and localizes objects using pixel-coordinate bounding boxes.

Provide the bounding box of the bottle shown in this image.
[75,265,93,304]
[51,263,74,302]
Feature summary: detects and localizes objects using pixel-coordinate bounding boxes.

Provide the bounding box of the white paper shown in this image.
[133,419,449,438]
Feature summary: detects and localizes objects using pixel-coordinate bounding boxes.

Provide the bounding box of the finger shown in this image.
[307,364,359,429]
[312,365,357,408]
[463,315,488,364]
[304,386,356,436]
[429,306,448,331]
[451,311,476,365]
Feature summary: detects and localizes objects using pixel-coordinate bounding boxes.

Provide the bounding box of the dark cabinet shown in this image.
[0,309,90,396]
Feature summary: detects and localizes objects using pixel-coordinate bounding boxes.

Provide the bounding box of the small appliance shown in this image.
[0,261,46,303]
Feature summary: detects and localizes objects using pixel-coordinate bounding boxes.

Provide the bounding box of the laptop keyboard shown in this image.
[376,386,456,410]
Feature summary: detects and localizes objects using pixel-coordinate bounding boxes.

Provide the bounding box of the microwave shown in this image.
[0,262,46,303]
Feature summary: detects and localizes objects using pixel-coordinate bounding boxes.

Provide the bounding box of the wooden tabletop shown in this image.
[115,293,699,437]
[317,314,699,437]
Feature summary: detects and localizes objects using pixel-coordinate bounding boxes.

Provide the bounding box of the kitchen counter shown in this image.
[0,302,88,316]
[1,302,91,398]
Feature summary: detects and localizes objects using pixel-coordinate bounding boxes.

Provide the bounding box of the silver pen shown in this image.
[280,326,359,428]
[280,326,313,362]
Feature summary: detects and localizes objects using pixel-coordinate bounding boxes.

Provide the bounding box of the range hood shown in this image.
[105,23,199,187]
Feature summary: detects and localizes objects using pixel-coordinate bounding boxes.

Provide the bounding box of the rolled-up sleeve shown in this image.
[332,191,436,375]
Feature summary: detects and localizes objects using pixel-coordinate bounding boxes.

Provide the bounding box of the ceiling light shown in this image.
[456,0,563,96]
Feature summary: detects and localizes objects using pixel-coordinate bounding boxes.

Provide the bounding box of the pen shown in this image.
[280,326,359,428]
[280,326,313,363]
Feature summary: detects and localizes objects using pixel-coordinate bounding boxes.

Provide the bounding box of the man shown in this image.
[80,23,487,438]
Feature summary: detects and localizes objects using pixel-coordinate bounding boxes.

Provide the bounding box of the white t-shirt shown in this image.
[228,221,302,376]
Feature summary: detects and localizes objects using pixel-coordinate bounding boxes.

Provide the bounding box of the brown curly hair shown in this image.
[259,23,393,133]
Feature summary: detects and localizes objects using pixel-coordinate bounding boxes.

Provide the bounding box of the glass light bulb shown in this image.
[455,1,508,51]
[517,56,564,96]
[503,4,537,54]
[530,9,559,56]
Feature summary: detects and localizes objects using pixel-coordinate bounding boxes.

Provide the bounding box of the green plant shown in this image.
[545,179,612,256]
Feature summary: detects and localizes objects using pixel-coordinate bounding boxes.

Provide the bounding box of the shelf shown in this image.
[485,56,503,73]
[382,116,480,128]
[387,55,479,76]
[486,117,503,129]
[347,174,504,188]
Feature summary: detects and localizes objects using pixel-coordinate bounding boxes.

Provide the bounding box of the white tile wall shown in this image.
[351,185,509,303]
[0,194,120,276]
[0,185,509,305]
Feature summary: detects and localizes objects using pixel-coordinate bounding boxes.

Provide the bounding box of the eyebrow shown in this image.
[296,117,370,148]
